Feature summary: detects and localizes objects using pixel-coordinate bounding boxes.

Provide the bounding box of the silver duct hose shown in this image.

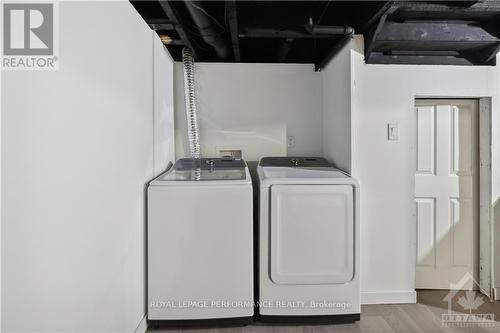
[182,47,201,159]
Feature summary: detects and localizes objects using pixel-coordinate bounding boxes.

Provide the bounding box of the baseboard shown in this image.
[133,314,148,333]
[148,317,252,329]
[493,287,500,301]
[361,290,417,304]
[260,314,360,324]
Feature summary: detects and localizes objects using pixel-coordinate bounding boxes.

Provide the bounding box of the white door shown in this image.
[415,100,478,290]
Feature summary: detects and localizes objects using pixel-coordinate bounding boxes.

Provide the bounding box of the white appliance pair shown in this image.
[147,156,359,326]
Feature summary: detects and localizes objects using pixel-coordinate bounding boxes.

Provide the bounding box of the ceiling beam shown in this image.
[461,42,500,65]
[368,52,473,65]
[483,43,500,64]
[364,6,398,63]
[225,0,240,61]
[390,1,500,21]
[367,19,500,64]
[394,1,500,12]
[377,21,500,43]
[481,23,500,64]
[158,0,198,58]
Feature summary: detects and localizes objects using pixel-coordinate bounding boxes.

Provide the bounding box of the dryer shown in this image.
[256,157,360,323]
[148,158,253,325]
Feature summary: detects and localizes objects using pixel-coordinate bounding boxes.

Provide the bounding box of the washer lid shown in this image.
[157,158,247,181]
[261,166,350,180]
[260,157,332,168]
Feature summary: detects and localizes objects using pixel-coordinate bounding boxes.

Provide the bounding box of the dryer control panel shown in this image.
[260,157,332,168]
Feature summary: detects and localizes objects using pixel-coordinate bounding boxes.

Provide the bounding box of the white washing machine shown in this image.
[257,157,360,323]
[148,158,253,325]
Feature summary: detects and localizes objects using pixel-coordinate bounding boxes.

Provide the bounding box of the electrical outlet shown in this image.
[216,147,242,159]
[287,136,295,148]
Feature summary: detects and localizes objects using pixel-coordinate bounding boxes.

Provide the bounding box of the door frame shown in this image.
[478,98,492,298]
[413,97,493,297]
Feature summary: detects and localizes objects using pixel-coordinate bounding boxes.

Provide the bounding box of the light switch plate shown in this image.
[287,136,295,148]
[388,123,399,141]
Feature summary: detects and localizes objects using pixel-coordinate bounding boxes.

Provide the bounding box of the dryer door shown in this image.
[270,185,354,285]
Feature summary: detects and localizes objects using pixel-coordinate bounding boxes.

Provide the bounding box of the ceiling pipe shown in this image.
[305,17,354,36]
[239,22,354,39]
[239,28,341,38]
[311,17,355,71]
[183,1,231,59]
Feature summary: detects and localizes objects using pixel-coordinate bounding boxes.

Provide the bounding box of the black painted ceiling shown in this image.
[131,1,500,69]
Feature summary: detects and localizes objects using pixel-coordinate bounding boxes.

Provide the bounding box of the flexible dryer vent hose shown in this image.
[182,48,201,158]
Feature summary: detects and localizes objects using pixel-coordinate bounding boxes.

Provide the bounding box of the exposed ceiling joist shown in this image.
[133,1,500,67]
[225,0,241,61]
[368,52,473,65]
[364,6,398,63]
[462,42,500,64]
[366,2,500,65]
[391,1,500,21]
[158,1,198,59]
[395,0,500,12]
[377,21,499,44]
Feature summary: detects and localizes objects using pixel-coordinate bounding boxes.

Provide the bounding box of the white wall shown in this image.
[347,36,499,303]
[173,63,322,160]
[1,2,174,332]
[322,42,352,173]
[154,40,175,175]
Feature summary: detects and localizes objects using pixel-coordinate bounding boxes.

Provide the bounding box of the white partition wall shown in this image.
[154,40,175,175]
[1,2,174,332]
[321,41,353,173]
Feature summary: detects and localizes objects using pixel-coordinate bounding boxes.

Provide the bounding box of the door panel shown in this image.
[415,100,478,290]
[416,106,436,174]
[416,198,436,267]
[270,185,354,285]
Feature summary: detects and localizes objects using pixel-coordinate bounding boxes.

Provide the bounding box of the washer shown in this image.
[257,157,360,323]
[148,158,253,325]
